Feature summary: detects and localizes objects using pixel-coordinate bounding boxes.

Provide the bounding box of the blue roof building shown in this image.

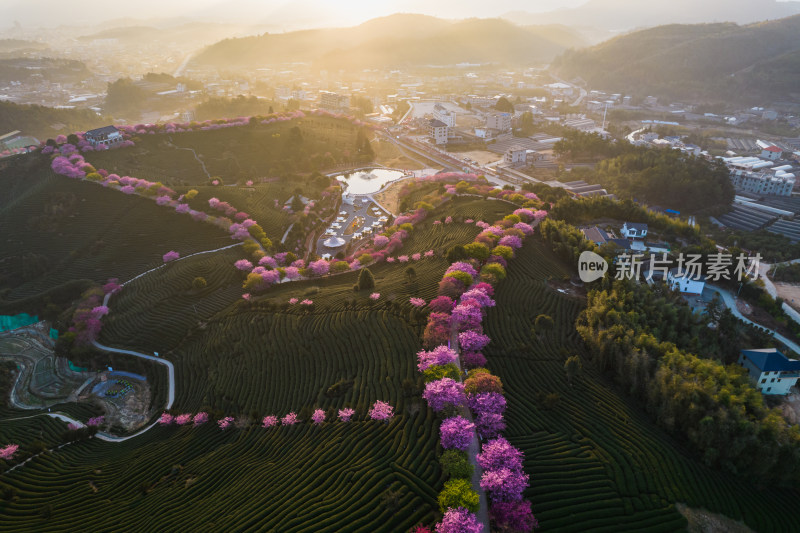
[738,348,800,395]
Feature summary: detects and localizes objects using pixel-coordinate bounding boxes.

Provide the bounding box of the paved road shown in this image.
[449,326,490,531]
[706,284,800,354]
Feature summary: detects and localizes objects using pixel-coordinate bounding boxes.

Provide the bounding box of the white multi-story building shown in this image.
[730,169,795,196]
[427,119,449,145]
[503,146,527,165]
[485,112,512,132]
[722,156,796,197]
[319,91,350,111]
[738,348,800,395]
[433,103,456,127]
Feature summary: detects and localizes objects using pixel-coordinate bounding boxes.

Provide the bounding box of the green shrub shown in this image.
[464,242,490,261]
[439,450,473,480]
[423,363,461,383]
[437,479,479,513]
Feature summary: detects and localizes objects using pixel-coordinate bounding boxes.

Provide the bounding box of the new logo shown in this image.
[578,251,608,283]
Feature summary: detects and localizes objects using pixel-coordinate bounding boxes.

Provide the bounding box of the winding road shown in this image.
[706,284,800,354]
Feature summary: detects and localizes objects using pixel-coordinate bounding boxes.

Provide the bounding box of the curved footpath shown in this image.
[706,284,800,354]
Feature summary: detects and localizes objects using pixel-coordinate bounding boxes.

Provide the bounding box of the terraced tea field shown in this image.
[0,413,442,532]
[484,239,800,532]
[0,157,231,305]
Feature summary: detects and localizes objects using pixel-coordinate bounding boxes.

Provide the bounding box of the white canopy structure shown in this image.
[323,236,346,248]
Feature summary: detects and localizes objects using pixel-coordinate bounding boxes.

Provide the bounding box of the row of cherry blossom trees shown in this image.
[411,207,545,533]
[155,401,395,431]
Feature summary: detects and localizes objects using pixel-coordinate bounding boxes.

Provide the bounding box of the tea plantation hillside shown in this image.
[484,239,800,532]
[82,115,365,185]
[0,156,232,312]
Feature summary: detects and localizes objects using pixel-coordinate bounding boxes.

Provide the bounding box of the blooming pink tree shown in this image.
[0,444,19,461]
[86,416,104,427]
[480,468,529,502]
[436,507,483,533]
[282,412,299,425]
[217,416,235,429]
[410,297,426,307]
[175,414,192,426]
[262,415,278,428]
[417,345,459,371]
[423,378,466,412]
[490,501,538,532]
[309,259,330,277]
[235,259,254,271]
[475,413,506,439]
[288,298,299,304]
[163,250,180,263]
[370,292,380,300]
[477,436,523,473]
[440,416,475,450]
[459,331,491,352]
[311,409,326,425]
[193,412,209,426]
[338,408,356,422]
[429,296,455,313]
[158,413,174,425]
[368,401,394,421]
[468,392,507,417]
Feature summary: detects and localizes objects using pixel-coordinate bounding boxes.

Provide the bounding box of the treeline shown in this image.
[771,263,800,283]
[194,96,278,122]
[549,196,702,242]
[0,101,104,141]
[569,149,733,214]
[538,218,597,265]
[553,130,625,161]
[578,280,800,485]
[552,130,734,214]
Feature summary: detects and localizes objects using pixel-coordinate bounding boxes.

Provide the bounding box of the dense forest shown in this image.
[554,132,734,214]
[577,279,799,484]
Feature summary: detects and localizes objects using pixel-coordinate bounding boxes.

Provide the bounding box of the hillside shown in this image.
[193,14,586,70]
[508,0,800,31]
[553,15,800,104]
[0,101,106,142]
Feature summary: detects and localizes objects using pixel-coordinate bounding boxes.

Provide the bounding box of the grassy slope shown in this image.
[485,239,800,532]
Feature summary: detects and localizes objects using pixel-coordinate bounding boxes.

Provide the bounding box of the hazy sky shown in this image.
[2,0,588,29]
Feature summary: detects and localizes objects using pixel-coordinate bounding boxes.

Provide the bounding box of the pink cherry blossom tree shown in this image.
[175,414,192,425]
[436,507,483,533]
[158,413,174,425]
[163,250,180,263]
[440,416,475,451]
[423,378,466,412]
[0,444,19,461]
[193,412,209,426]
[368,401,394,421]
[282,412,299,425]
[262,415,278,428]
[311,409,326,425]
[338,408,356,422]
[217,416,235,429]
